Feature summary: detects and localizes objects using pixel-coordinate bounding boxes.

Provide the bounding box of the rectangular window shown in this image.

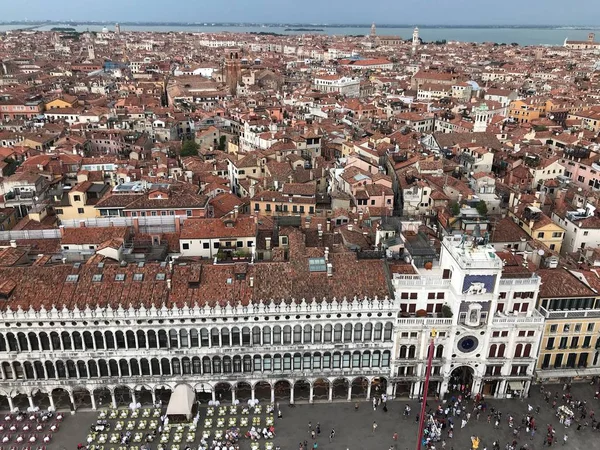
[332,353,341,368]
[182,243,189,250]
[77,208,84,214]
[203,242,209,249]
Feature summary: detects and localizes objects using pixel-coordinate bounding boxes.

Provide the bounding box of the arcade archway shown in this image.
[449,366,474,393]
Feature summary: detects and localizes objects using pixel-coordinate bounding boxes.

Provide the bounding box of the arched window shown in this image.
[252,326,261,345]
[192,357,201,374]
[202,357,211,374]
[119,359,130,376]
[0,334,6,352]
[303,352,311,370]
[40,332,50,350]
[77,360,88,378]
[169,330,178,348]
[342,351,351,368]
[223,356,232,373]
[364,323,373,341]
[514,344,523,358]
[283,353,292,371]
[384,323,393,341]
[180,329,189,347]
[283,325,292,344]
[105,331,115,349]
[293,353,301,370]
[382,350,391,367]
[182,358,191,375]
[161,358,171,375]
[73,332,83,350]
[141,359,150,376]
[273,354,282,371]
[56,360,67,378]
[352,351,361,367]
[50,332,61,350]
[233,356,242,373]
[28,331,40,351]
[272,326,281,344]
[242,327,251,346]
[130,359,140,376]
[17,333,28,351]
[231,327,240,346]
[213,357,223,374]
[372,351,381,367]
[60,331,72,350]
[126,331,136,349]
[362,351,371,367]
[314,325,322,343]
[435,345,444,358]
[408,345,416,359]
[344,324,352,342]
[172,358,181,375]
[524,343,532,358]
[23,361,34,379]
[200,328,209,347]
[374,323,383,340]
[243,355,252,372]
[221,328,230,346]
[303,325,312,343]
[147,330,157,348]
[88,360,98,378]
[157,330,168,348]
[263,326,271,345]
[354,323,363,341]
[399,345,407,359]
[332,352,341,368]
[323,352,331,369]
[263,354,272,371]
[5,333,19,352]
[65,360,76,378]
[150,359,160,375]
[333,324,342,342]
[45,361,56,378]
[137,330,146,348]
[293,325,302,344]
[498,344,506,358]
[190,329,199,347]
[488,344,497,358]
[108,359,118,377]
[253,355,262,372]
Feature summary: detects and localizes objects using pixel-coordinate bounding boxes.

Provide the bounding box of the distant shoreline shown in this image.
[0,21,598,30]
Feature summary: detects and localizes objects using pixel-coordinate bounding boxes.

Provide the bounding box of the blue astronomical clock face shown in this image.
[458,335,478,353]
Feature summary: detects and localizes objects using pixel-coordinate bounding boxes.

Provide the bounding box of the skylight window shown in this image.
[92,274,103,282]
[308,257,327,272]
[133,273,144,281]
[115,274,126,281]
[66,274,79,282]
[156,273,166,281]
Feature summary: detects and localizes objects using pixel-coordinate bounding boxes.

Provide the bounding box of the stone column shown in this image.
[328,384,333,402]
[523,380,531,398]
[7,396,14,412]
[48,394,55,411]
[366,382,372,400]
[27,395,34,409]
[111,391,117,409]
[290,387,295,405]
[91,393,97,410]
[211,389,216,403]
[346,386,352,401]
[69,391,76,412]
[251,386,256,402]
[131,391,137,406]
[232,389,236,405]
[309,384,314,404]
[270,386,275,404]
[151,390,157,406]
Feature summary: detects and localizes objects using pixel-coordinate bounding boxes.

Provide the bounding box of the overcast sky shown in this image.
[2,0,599,25]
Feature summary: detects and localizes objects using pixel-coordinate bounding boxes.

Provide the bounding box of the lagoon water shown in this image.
[0,24,598,46]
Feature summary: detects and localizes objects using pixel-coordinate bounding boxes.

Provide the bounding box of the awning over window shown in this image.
[508,381,524,391]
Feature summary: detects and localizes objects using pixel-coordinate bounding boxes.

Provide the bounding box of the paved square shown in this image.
[52,382,600,450]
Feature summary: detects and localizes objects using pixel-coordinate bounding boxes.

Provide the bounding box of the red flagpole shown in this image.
[416,330,436,450]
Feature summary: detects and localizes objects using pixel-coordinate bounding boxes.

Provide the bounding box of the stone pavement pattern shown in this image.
[53,383,600,450]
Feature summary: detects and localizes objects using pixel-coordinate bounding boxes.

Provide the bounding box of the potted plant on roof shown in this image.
[216,250,226,262]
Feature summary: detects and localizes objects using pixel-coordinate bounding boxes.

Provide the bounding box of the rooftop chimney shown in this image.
[234,205,239,219]
[249,276,254,287]
[167,279,172,290]
[327,263,333,277]
[265,237,271,250]
[348,224,353,232]
[9,240,16,248]
[326,218,331,232]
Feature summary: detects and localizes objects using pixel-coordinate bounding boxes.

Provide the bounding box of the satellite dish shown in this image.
[538,249,545,256]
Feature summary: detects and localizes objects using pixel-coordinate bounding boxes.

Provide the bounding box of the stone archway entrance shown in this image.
[114,386,133,407]
[312,379,329,402]
[235,382,252,402]
[215,382,232,403]
[332,378,349,400]
[93,387,111,410]
[73,387,92,409]
[274,380,291,402]
[449,366,474,394]
[135,385,154,406]
[254,381,271,401]
[351,377,369,399]
[51,388,72,410]
[293,380,310,402]
[155,386,172,406]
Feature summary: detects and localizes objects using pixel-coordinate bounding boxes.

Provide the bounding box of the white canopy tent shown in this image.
[166,384,195,420]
